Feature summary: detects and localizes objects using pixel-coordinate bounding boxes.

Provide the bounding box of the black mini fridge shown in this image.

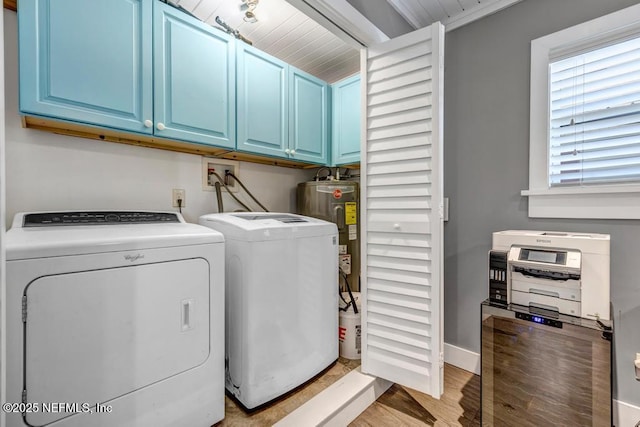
[481,301,613,426]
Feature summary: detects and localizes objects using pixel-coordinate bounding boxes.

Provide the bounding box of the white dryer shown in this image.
[199,212,338,409]
[6,211,225,427]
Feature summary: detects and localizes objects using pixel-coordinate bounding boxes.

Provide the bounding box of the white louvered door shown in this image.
[360,22,445,398]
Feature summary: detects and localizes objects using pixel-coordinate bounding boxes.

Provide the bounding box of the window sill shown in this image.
[522,187,640,219]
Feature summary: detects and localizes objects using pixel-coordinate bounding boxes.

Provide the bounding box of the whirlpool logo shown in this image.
[124,253,145,262]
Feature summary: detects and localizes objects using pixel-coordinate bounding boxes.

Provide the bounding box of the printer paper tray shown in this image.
[511,272,581,301]
[511,290,581,317]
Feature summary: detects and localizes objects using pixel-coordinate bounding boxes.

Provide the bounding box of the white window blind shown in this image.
[549,36,640,187]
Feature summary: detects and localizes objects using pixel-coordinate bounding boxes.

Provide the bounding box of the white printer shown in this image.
[492,230,610,320]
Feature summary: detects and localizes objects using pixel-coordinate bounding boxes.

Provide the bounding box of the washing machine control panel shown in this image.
[23,211,180,226]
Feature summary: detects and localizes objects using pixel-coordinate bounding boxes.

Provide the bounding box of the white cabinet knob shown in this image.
[290,149,296,155]
[393,223,400,230]
[144,119,153,128]
[285,148,291,155]
[156,122,166,131]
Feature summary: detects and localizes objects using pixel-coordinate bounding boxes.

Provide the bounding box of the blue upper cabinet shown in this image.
[19,0,235,149]
[331,74,361,165]
[236,43,288,157]
[153,2,235,148]
[237,43,328,165]
[289,68,328,164]
[19,0,153,134]
[18,0,332,164]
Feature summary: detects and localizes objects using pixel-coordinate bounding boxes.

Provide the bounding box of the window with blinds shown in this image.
[526,3,640,218]
[548,36,640,187]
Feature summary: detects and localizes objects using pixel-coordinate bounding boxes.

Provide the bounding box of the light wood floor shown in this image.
[216,361,480,426]
[351,364,481,426]
[215,357,361,427]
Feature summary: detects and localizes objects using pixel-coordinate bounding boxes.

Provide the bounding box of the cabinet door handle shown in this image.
[284,148,291,155]
[157,122,166,131]
[290,149,296,156]
[144,120,153,128]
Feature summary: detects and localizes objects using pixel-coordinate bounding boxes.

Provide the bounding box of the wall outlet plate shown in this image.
[202,157,240,193]
[172,189,185,207]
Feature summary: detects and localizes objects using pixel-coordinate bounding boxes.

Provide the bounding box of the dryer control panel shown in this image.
[23,211,180,226]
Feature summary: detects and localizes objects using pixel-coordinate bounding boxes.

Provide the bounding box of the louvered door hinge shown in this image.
[439,351,444,368]
[22,296,27,323]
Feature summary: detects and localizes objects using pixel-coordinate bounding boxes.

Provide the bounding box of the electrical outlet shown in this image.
[172,189,186,208]
[202,158,240,192]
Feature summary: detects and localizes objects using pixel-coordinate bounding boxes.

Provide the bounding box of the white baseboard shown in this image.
[443,342,640,427]
[274,368,392,427]
[444,342,480,375]
[614,399,640,427]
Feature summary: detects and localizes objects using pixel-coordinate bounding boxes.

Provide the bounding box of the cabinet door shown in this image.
[153,2,235,148]
[289,68,329,164]
[332,75,361,165]
[19,0,153,133]
[236,44,288,157]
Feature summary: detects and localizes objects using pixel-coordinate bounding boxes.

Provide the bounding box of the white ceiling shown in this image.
[386,0,523,31]
[174,0,522,83]
[175,0,361,83]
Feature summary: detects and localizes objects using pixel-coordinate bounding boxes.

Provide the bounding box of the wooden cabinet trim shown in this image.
[23,115,316,169]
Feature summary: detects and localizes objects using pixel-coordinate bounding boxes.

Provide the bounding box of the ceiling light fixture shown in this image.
[240,0,259,23]
[244,10,257,23]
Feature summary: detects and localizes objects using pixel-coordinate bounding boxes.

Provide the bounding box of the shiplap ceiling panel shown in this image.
[423,1,449,22]
[276,25,329,61]
[247,10,308,46]
[319,53,360,84]
[458,0,482,9]
[174,0,522,83]
[176,0,360,83]
[387,0,523,30]
[424,0,455,21]
[438,0,464,17]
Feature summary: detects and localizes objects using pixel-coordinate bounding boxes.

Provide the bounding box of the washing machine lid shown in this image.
[199,212,337,241]
[6,211,225,260]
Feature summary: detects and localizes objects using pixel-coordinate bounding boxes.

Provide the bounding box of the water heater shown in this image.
[297,181,360,291]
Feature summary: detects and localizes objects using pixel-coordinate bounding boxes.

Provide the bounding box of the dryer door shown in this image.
[24,258,210,426]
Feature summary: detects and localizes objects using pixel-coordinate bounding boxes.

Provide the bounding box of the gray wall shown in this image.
[444,0,640,405]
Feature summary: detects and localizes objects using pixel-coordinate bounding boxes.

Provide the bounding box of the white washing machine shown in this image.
[5,211,225,427]
[199,212,338,409]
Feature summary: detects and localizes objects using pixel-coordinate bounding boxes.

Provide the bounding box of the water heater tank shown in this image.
[297,180,360,291]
